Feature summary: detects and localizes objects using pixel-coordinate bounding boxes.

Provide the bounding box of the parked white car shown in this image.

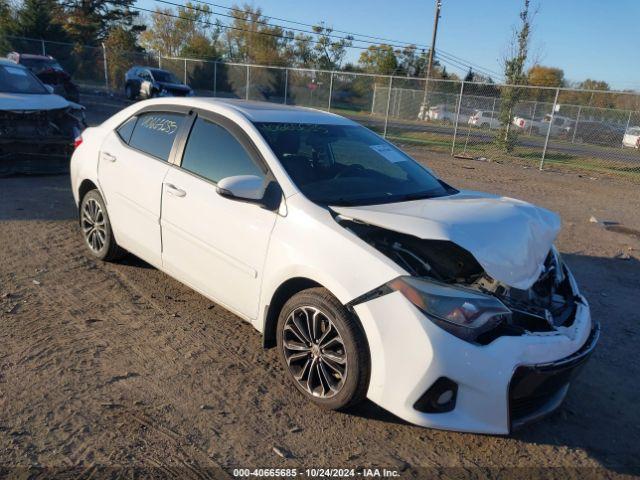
[70,98,597,434]
[468,110,500,129]
[513,114,574,136]
[418,104,471,124]
[622,126,640,148]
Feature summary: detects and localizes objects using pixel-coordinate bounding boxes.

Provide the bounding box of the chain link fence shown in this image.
[2,35,640,181]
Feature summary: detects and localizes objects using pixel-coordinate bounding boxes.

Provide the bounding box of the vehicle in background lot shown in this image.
[70,98,597,434]
[6,52,80,103]
[124,66,193,100]
[512,114,574,136]
[566,121,625,146]
[468,110,499,129]
[418,104,472,124]
[0,59,85,175]
[622,126,640,148]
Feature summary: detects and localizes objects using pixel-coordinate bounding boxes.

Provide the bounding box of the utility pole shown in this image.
[420,0,442,113]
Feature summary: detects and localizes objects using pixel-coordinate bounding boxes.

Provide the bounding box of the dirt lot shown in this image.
[1,120,640,478]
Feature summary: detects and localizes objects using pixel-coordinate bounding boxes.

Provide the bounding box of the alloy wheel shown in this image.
[81,198,107,253]
[282,306,348,398]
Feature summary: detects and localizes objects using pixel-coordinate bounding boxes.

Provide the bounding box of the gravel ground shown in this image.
[0,106,639,478]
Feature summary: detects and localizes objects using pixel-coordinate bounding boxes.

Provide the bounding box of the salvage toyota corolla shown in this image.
[70,98,598,434]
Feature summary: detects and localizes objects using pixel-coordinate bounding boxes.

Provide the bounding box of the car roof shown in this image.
[140,97,358,125]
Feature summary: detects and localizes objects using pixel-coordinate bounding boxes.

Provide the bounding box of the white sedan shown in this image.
[70,98,598,434]
[622,127,640,148]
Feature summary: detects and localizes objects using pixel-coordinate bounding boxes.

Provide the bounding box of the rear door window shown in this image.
[128,112,184,161]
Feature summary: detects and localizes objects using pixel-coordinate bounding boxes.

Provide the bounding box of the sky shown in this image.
[137,0,640,91]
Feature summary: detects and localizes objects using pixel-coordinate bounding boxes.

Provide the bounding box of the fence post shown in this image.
[571,105,581,143]
[528,101,538,135]
[101,42,109,92]
[327,71,334,111]
[283,68,288,104]
[41,39,46,56]
[213,61,217,97]
[184,58,187,84]
[397,88,403,117]
[539,87,560,170]
[383,76,393,138]
[622,110,632,148]
[451,81,465,155]
[490,97,497,128]
[371,83,377,115]
[245,65,250,100]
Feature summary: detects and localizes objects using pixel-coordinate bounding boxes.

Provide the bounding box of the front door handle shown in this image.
[165,183,186,198]
[102,151,117,162]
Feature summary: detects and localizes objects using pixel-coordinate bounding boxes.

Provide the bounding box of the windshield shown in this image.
[150,69,180,83]
[0,64,48,94]
[255,122,453,206]
[20,58,63,73]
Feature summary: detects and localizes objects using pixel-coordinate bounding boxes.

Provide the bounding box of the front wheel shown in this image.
[276,287,370,410]
[80,190,125,261]
[125,83,135,100]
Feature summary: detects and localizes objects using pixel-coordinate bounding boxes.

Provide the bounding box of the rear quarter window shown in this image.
[128,112,184,161]
[116,116,137,144]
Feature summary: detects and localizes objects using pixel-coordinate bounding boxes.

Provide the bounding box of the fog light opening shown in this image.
[413,377,458,413]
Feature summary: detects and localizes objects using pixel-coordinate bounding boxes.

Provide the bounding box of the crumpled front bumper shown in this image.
[353,269,596,434]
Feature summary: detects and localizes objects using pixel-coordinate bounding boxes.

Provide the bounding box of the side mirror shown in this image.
[44,84,54,94]
[216,175,282,210]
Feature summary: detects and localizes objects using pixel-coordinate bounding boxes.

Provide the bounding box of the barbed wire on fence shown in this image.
[2,33,639,181]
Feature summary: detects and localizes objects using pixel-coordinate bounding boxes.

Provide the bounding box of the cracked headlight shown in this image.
[388,277,511,342]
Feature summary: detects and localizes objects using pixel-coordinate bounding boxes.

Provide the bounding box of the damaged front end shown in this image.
[0,106,85,176]
[339,217,584,345]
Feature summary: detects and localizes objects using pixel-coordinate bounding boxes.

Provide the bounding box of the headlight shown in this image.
[388,277,511,342]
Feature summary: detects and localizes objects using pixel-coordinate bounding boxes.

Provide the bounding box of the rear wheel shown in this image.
[276,287,370,410]
[80,190,125,261]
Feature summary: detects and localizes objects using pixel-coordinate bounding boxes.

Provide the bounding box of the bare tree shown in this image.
[496,0,533,152]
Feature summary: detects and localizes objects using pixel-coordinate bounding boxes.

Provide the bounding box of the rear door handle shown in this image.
[165,183,186,198]
[102,151,116,162]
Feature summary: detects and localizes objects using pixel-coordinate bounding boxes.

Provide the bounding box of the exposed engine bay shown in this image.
[0,106,85,176]
[338,217,580,344]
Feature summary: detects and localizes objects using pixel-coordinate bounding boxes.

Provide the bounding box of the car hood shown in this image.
[0,92,79,111]
[332,190,561,290]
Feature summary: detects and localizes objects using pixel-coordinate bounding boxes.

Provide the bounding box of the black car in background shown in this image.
[124,66,193,100]
[6,52,80,103]
[568,121,626,146]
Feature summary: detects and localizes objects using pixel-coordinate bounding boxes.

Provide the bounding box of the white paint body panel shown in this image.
[161,167,277,319]
[69,97,593,434]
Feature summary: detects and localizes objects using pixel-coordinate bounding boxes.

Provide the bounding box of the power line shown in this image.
[148,0,503,78]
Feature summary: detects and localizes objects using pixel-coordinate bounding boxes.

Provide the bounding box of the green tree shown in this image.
[104,25,139,89]
[0,0,17,52]
[311,24,352,70]
[358,44,398,75]
[496,0,532,153]
[140,2,214,57]
[13,0,68,41]
[223,4,290,65]
[64,0,142,45]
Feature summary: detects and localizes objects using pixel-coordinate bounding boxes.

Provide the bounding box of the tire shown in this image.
[276,287,370,411]
[79,190,125,261]
[125,83,135,100]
